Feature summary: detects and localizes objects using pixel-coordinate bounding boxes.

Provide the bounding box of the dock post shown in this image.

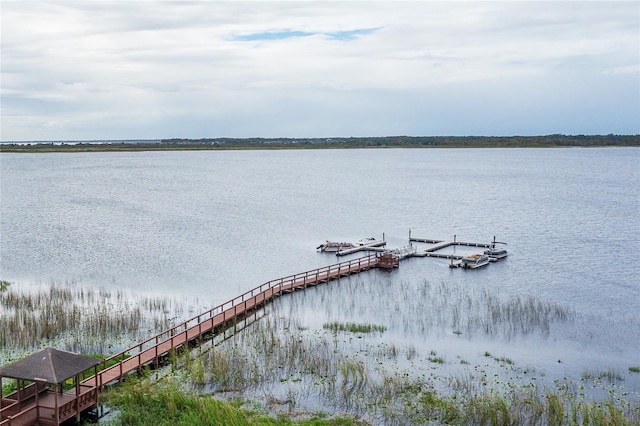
[454,234,456,244]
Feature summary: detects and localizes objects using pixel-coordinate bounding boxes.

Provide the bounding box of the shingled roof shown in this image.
[0,348,101,384]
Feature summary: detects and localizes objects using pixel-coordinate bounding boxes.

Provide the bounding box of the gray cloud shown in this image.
[1,1,638,141]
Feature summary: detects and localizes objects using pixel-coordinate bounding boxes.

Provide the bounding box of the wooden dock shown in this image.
[1,233,501,425]
[80,254,386,390]
[80,236,495,390]
[1,254,397,426]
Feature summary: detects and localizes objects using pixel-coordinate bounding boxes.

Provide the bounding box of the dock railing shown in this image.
[0,405,38,426]
[87,254,380,388]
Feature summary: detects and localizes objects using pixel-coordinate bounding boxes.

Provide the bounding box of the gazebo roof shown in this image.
[0,348,101,385]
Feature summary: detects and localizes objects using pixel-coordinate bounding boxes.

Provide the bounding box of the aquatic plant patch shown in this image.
[170,306,640,425]
[322,322,387,334]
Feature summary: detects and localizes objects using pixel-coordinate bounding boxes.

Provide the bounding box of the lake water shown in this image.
[1,147,639,395]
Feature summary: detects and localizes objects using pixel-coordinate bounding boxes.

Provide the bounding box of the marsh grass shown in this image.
[289,277,574,340]
[413,279,574,338]
[582,368,625,384]
[3,275,636,424]
[322,322,386,334]
[0,280,196,364]
[164,308,640,425]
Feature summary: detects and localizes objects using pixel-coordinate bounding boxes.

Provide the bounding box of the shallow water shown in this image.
[1,147,639,393]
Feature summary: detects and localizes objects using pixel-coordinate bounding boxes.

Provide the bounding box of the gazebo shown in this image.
[0,348,100,426]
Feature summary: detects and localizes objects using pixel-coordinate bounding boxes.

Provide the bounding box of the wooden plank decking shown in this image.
[81,254,383,389]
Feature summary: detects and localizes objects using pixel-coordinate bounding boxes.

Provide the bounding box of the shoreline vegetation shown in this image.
[1,134,639,153]
[103,308,640,425]
[0,280,196,367]
[2,279,639,424]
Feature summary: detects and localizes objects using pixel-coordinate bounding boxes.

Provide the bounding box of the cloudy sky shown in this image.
[1,1,638,141]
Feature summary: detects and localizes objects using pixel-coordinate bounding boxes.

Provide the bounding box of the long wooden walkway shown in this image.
[80,254,384,389]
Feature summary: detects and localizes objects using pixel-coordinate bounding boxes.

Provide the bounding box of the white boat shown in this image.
[356,237,377,246]
[484,237,508,260]
[485,246,508,259]
[461,253,490,269]
[318,237,384,253]
[316,241,356,252]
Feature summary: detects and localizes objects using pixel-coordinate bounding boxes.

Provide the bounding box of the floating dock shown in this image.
[408,236,491,260]
[332,234,498,262]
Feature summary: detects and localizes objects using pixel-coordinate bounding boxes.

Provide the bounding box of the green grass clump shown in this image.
[629,366,640,373]
[427,356,444,364]
[495,356,514,365]
[322,322,386,334]
[104,379,260,425]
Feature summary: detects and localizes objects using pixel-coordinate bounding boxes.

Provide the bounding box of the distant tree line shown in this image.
[161,134,639,148]
[1,134,638,152]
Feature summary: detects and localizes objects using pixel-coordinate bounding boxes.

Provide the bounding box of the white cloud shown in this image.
[1,1,638,140]
[604,64,640,75]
